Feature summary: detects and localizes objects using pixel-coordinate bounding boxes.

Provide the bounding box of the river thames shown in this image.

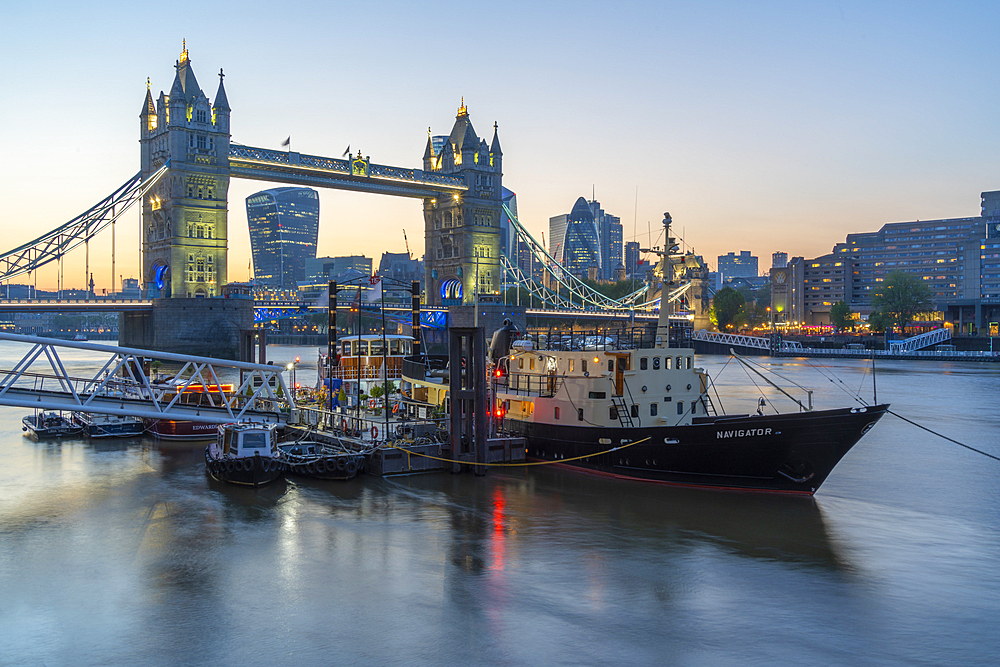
[1,343,998,666]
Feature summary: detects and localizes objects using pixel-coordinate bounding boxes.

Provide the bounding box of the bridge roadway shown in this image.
[228,144,467,199]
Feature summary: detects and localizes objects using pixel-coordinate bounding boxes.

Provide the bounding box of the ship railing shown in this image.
[502,373,563,398]
[326,366,403,381]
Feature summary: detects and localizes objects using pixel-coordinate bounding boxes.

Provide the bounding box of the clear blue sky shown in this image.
[1,0,997,291]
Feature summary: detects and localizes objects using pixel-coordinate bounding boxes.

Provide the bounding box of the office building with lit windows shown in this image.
[771,190,1000,331]
[717,251,758,283]
[246,187,320,288]
[549,197,601,279]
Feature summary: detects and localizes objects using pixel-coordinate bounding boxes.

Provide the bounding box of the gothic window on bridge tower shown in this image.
[444,211,453,228]
[196,108,207,124]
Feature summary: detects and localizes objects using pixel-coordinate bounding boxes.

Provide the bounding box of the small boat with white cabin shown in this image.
[205,422,285,487]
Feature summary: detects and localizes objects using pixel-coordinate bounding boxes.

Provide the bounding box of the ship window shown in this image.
[569,359,575,372]
[242,432,268,450]
[582,359,587,373]
[588,391,606,399]
[630,404,639,418]
[369,340,384,356]
[610,405,618,421]
[664,396,672,402]
[676,356,682,370]
[577,408,584,422]
[608,360,614,371]
[677,401,684,415]
[518,358,523,369]
[653,357,660,370]
[530,358,535,370]
[687,357,693,369]
[554,406,560,420]
[665,357,672,370]
[692,402,698,414]
[650,403,658,416]
[640,357,648,370]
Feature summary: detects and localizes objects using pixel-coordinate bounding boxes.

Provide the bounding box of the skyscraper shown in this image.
[589,200,623,280]
[549,197,601,278]
[246,187,320,288]
[771,251,788,269]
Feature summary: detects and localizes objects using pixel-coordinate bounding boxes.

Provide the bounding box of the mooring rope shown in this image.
[887,410,1000,463]
[383,436,651,468]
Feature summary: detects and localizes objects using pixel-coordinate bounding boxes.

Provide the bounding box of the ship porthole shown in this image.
[666,385,671,391]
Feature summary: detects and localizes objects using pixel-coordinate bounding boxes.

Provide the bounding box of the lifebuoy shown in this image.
[341,418,347,432]
[371,425,378,440]
[392,402,399,414]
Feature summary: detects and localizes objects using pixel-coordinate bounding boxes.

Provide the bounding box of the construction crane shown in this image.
[403,229,411,258]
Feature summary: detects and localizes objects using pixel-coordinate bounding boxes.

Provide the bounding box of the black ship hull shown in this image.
[505,404,889,495]
[205,449,285,488]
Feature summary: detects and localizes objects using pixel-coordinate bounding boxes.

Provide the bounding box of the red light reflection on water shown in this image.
[488,486,507,574]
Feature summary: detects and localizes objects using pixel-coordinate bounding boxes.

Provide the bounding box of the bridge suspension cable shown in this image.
[501,202,692,312]
[0,163,169,284]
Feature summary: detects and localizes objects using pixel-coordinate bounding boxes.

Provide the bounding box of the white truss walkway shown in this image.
[0,333,295,424]
[691,329,804,352]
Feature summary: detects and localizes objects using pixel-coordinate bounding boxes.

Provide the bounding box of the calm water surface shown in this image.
[1,343,998,666]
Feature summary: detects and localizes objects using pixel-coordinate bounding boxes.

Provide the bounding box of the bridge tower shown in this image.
[422,101,503,307]
[139,43,230,298]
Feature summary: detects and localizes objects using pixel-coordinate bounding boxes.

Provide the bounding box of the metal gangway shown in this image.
[888,327,952,353]
[691,329,804,352]
[0,333,294,424]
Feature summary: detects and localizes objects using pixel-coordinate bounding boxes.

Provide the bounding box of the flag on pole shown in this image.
[281,136,291,148]
[364,275,382,302]
[342,145,350,157]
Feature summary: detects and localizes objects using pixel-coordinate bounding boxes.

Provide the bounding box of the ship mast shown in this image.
[640,212,678,349]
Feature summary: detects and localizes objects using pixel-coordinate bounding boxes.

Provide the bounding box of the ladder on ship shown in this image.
[700,393,718,417]
[611,395,634,428]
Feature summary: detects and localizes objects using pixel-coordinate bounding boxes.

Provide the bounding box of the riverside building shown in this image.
[770,190,1000,333]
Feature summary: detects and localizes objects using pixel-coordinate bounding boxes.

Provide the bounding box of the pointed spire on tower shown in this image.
[490,120,502,155]
[140,82,155,117]
[457,96,468,117]
[213,68,230,111]
[169,60,186,101]
[423,127,435,160]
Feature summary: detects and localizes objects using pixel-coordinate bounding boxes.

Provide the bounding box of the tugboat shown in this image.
[277,439,367,480]
[205,422,285,487]
[22,411,83,438]
[493,212,888,496]
[72,412,145,438]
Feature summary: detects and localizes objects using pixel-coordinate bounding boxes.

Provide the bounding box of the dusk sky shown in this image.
[2,1,998,291]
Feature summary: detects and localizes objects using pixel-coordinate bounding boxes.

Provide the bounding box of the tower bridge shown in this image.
[0,43,711,357]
